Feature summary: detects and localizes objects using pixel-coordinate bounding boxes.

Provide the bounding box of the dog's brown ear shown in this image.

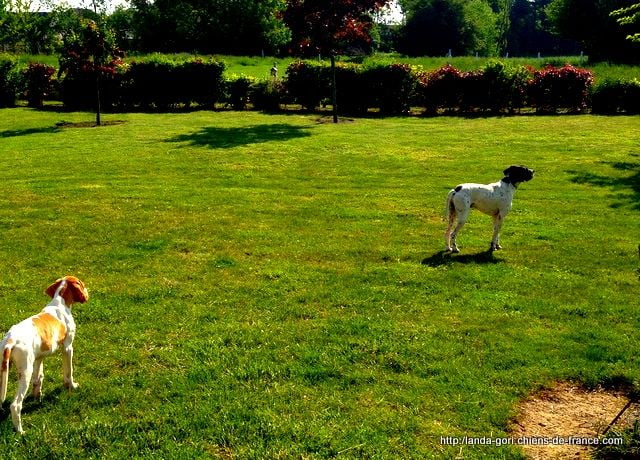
[45,278,65,298]
[66,276,89,303]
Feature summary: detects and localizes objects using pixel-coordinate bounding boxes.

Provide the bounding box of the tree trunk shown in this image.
[331,54,338,123]
[96,72,101,126]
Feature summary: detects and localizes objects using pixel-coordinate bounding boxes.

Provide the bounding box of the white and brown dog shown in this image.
[445,165,534,253]
[0,276,88,433]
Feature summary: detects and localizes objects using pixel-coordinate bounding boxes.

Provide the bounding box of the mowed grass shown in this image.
[0,109,638,458]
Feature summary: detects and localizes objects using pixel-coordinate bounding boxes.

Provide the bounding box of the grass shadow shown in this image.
[166,123,313,149]
[568,159,640,210]
[421,249,503,266]
[0,386,65,424]
[0,126,61,138]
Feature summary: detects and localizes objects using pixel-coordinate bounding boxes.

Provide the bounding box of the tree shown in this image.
[127,0,290,55]
[494,0,512,55]
[0,0,59,53]
[506,0,579,56]
[611,2,640,42]
[284,0,391,122]
[397,0,469,56]
[397,0,497,56]
[547,0,640,62]
[58,16,122,125]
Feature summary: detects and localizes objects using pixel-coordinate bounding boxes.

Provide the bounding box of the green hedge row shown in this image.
[284,60,597,114]
[1,54,639,115]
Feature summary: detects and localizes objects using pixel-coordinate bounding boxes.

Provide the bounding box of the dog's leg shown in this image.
[31,358,44,400]
[450,207,469,254]
[444,210,456,252]
[491,213,504,251]
[10,354,33,434]
[62,346,78,390]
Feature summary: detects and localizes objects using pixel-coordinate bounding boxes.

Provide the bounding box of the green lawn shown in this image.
[0,109,638,458]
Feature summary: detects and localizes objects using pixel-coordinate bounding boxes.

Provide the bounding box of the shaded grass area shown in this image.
[0,109,638,457]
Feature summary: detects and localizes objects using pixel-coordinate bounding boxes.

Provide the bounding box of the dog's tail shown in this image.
[0,338,14,403]
[444,188,457,221]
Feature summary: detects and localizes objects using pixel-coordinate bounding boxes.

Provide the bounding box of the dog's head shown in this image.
[45,276,89,305]
[502,165,535,186]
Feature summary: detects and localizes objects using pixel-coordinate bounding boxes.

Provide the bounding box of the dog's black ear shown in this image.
[503,166,515,176]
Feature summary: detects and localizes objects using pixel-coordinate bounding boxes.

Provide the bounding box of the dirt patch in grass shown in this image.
[510,382,639,459]
[315,115,355,124]
[56,120,126,128]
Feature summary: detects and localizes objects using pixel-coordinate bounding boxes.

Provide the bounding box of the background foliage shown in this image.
[2,0,640,61]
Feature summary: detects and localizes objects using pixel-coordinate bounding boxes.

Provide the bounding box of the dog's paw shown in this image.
[64,381,79,390]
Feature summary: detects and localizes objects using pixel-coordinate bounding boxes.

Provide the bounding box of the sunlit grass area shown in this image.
[0,109,638,457]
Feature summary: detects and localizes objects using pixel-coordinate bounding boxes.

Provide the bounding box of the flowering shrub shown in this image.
[528,65,594,113]
[23,63,56,108]
[418,65,464,113]
[418,63,532,114]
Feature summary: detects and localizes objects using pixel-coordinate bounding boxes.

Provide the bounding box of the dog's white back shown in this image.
[444,166,534,253]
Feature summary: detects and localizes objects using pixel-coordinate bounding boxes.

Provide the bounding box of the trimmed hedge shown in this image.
[6,55,640,115]
[528,65,593,113]
[285,61,331,111]
[61,58,225,111]
[591,79,640,114]
[285,61,418,115]
[23,63,56,108]
[0,55,19,108]
[251,80,286,112]
[284,60,595,115]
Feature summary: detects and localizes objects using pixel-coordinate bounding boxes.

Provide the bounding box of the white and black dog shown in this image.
[444,165,534,253]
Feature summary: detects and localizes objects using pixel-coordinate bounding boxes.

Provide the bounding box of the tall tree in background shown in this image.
[494,0,513,55]
[397,0,497,56]
[397,0,470,56]
[506,0,578,56]
[547,0,639,61]
[283,0,391,122]
[0,0,58,53]
[128,0,290,55]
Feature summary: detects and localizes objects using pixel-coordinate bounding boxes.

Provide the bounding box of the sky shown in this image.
[33,0,404,22]
[32,0,127,12]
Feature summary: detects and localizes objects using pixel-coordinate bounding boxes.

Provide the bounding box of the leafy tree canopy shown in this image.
[547,0,640,61]
[128,0,291,55]
[283,0,391,56]
[397,0,497,56]
[611,2,640,42]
